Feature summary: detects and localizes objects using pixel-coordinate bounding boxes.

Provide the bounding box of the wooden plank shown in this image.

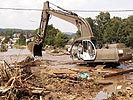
[104,69,133,78]
[0,86,11,94]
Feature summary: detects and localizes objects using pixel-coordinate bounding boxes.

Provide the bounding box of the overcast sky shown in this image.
[0,0,132,32]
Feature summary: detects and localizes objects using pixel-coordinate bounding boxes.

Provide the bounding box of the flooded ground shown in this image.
[0,48,133,99]
[0,48,31,63]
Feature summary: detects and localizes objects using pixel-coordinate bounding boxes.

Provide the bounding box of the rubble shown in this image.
[0,52,133,99]
[0,59,103,99]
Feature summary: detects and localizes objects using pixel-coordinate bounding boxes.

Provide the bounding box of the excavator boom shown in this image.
[28,1,96,61]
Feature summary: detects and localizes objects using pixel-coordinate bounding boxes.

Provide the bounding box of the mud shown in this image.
[0,48,133,100]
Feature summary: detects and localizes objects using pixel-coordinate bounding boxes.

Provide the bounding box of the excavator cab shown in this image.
[82,40,96,60]
[70,39,96,61]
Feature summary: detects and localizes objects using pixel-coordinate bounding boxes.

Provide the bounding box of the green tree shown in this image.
[74,30,81,40]
[55,31,69,47]
[85,13,132,48]
[44,24,59,46]
[101,17,122,43]
[123,16,133,47]
[94,12,111,46]
[34,24,69,47]
[86,17,97,36]
[3,37,10,43]
[17,33,26,45]
[109,17,122,43]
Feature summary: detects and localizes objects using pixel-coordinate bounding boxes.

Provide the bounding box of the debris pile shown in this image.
[0,56,133,100]
[0,58,104,100]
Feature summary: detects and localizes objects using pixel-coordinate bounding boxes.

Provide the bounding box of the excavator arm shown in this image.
[39,1,94,39]
[28,1,96,61]
[28,2,50,56]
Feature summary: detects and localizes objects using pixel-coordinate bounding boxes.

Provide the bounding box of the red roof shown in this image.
[0,36,5,41]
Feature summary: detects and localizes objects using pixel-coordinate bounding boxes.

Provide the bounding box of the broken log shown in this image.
[97,81,113,85]
[104,68,133,78]
[0,86,11,94]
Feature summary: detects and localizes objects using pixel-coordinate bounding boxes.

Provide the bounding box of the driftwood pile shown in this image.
[0,57,44,100]
[0,56,107,100]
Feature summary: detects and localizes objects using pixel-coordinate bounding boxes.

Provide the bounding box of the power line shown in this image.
[0,8,41,11]
[0,7,132,12]
[71,10,133,12]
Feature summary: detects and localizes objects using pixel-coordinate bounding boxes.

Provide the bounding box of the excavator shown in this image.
[28,1,132,65]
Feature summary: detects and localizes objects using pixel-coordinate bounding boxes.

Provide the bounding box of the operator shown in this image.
[78,43,83,60]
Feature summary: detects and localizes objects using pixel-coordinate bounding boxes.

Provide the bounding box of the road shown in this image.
[0,48,31,63]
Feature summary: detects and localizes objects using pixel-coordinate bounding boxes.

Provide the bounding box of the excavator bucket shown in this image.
[28,42,43,57]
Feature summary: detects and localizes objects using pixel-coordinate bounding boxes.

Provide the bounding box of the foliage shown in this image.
[55,31,69,47]
[74,30,81,40]
[34,24,69,48]
[44,24,59,46]
[84,12,133,48]
[16,33,26,45]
